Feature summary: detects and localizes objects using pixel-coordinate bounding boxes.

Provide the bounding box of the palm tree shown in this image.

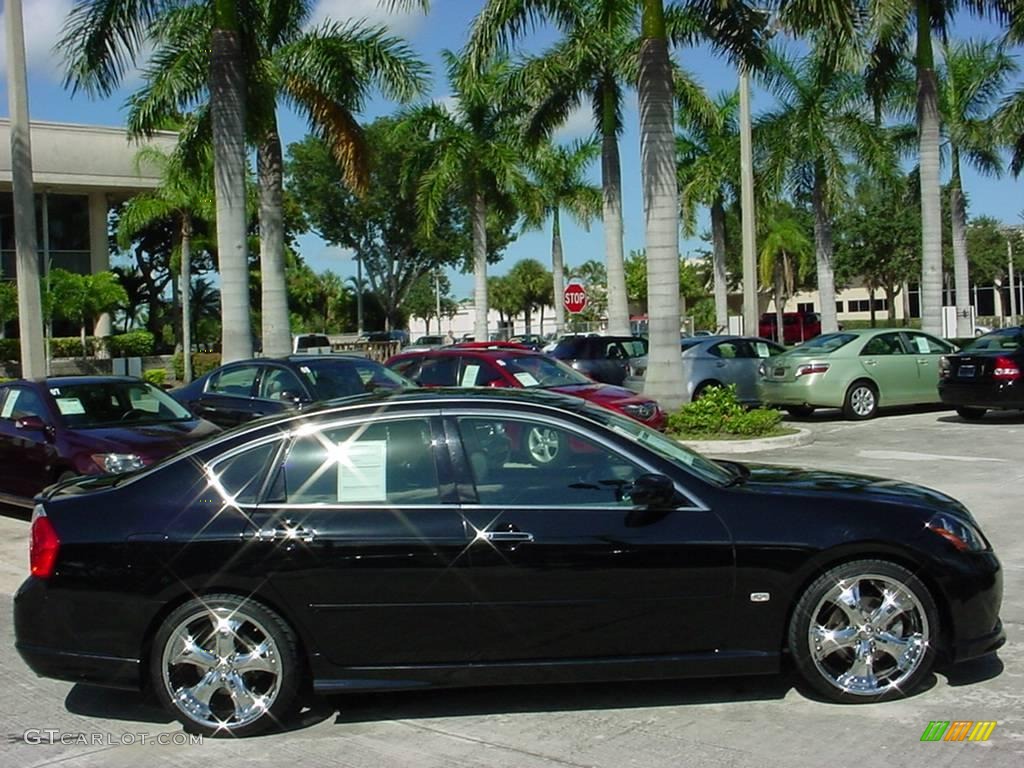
[759,206,813,342]
[401,53,527,341]
[116,147,216,383]
[939,39,1016,337]
[779,0,1023,336]
[521,139,602,335]
[124,1,427,358]
[759,49,896,335]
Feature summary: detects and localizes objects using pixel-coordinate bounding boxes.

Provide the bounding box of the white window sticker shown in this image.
[461,364,481,387]
[914,336,930,354]
[1,392,18,419]
[131,393,161,413]
[755,342,771,358]
[513,371,540,386]
[336,440,387,502]
[55,397,86,415]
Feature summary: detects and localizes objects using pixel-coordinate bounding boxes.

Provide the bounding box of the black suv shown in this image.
[549,335,648,386]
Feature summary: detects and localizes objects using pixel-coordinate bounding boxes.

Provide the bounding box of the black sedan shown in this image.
[171,354,412,427]
[939,327,1024,419]
[15,390,1003,737]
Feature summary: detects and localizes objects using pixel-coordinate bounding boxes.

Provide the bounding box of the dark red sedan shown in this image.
[0,376,218,508]
[386,347,666,431]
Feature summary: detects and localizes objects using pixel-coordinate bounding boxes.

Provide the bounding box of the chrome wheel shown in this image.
[160,604,283,731]
[844,383,878,419]
[526,427,562,465]
[807,574,929,697]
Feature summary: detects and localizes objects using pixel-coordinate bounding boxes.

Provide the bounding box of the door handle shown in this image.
[863,359,877,366]
[485,530,534,543]
[917,359,930,365]
[257,523,317,542]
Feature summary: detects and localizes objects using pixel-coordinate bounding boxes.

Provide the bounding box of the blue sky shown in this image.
[2,0,1022,300]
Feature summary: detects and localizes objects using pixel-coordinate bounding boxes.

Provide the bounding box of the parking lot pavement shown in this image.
[1,408,1022,767]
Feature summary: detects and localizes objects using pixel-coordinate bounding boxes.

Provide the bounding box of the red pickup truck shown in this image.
[758,312,822,345]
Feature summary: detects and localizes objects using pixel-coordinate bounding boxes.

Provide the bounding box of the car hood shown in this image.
[68,419,220,461]
[738,463,972,518]
[549,382,654,405]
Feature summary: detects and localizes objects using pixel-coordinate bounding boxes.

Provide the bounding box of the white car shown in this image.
[292,334,333,354]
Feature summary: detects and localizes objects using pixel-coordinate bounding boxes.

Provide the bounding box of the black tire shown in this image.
[842,381,878,420]
[524,425,566,467]
[788,559,939,703]
[151,593,301,737]
[956,406,986,421]
[692,382,722,401]
[786,405,815,418]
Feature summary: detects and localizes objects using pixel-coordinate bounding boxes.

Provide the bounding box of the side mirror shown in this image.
[627,473,676,509]
[15,415,47,432]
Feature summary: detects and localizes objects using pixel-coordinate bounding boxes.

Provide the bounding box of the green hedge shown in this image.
[173,351,221,380]
[107,330,155,357]
[142,368,167,386]
[667,385,783,438]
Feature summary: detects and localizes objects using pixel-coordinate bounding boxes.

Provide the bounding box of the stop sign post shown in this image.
[563,279,588,314]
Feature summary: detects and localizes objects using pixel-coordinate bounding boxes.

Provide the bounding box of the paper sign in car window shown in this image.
[914,336,930,354]
[337,440,388,502]
[1,391,19,419]
[130,393,161,413]
[755,342,771,358]
[55,397,86,415]
[461,364,481,387]
[513,371,540,386]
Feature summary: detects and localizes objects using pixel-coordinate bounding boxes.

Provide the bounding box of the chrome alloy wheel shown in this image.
[808,574,929,697]
[160,605,283,730]
[527,427,561,464]
[849,386,876,417]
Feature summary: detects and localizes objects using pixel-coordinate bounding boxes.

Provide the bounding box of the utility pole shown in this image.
[5,0,46,378]
[355,254,364,335]
[1009,238,1018,327]
[434,269,442,335]
[739,65,758,336]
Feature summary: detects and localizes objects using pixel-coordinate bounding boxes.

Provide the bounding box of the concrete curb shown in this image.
[676,427,814,455]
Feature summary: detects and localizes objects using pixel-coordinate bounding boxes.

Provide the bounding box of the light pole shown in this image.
[739,64,758,336]
[4,0,46,377]
[434,269,442,335]
[1001,225,1022,327]
[355,254,364,335]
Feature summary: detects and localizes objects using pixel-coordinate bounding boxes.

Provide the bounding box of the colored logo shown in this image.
[920,721,997,742]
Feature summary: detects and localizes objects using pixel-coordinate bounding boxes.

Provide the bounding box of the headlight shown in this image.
[623,402,657,421]
[925,513,989,552]
[91,453,145,474]
[758,361,767,377]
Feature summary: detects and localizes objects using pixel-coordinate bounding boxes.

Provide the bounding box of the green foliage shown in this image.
[173,352,222,381]
[625,251,706,307]
[108,331,156,357]
[0,339,19,361]
[0,282,18,325]
[667,385,783,438]
[50,337,97,357]
[142,368,167,386]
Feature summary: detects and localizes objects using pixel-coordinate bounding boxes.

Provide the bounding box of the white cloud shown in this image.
[552,103,596,142]
[308,0,426,36]
[0,0,76,81]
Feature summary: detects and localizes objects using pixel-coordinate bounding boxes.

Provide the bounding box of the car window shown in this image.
[388,357,421,379]
[296,358,411,400]
[710,341,744,359]
[963,329,1023,353]
[259,367,305,401]
[207,365,259,397]
[497,355,591,387]
[276,418,440,505]
[458,358,504,387]
[620,339,648,358]
[456,416,646,507]
[861,333,905,356]
[795,333,858,353]
[0,387,48,422]
[603,341,627,360]
[295,335,331,351]
[209,441,280,505]
[904,332,952,355]
[752,341,784,358]
[551,337,585,359]
[416,356,459,387]
[48,381,193,427]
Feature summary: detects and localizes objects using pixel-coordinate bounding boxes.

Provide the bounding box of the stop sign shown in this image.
[563,279,588,314]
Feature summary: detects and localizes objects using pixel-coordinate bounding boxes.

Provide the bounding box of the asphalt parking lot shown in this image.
[0,406,1021,767]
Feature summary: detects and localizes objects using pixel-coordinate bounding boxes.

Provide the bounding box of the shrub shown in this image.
[49,336,95,357]
[142,368,167,387]
[172,351,221,380]
[108,330,155,357]
[0,339,19,361]
[667,384,783,438]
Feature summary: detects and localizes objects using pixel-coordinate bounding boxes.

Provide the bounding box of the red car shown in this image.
[386,347,666,431]
[758,312,822,345]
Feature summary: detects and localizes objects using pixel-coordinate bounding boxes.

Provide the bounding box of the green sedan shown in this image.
[758,328,957,419]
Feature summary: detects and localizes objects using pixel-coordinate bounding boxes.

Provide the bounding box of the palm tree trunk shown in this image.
[181,215,194,383]
[949,147,972,337]
[601,79,630,336]
[812,163,839,333]
[638,0,685,410]
[774,266,785,344]
[472,189,489,340]
[258,128,292,357]
[916,1,943,336]
[551,207,565,335]
[211,2,252,362]
[711,196,728,332]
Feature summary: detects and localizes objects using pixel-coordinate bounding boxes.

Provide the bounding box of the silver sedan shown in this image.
[625,336,785,403]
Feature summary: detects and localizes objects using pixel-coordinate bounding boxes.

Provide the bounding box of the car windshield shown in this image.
[50,381,194,428]
[497,355,592,388]
[963,329,1024,353]
[791,333,858,353]
[296,358,413,401]
[589,407,733,486]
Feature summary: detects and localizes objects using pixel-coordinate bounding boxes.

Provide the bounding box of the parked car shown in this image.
[0,376,218,508]
[758,329,957,419]
[386,346,666,432]
[938,326,1024,420]
[405,335,447,351]
[758,312,822,345]
[549,334,649,386]
[291,333,332,354]
[625,336,785,402]
[16,389,1004,736]
[509,334,545,350]
[171,355,413,428]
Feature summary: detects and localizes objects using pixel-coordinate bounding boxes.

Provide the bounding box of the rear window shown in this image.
[551,337,586,358]
[795,333,858,353]
[296,335,330,351]
[963,329,1023,353]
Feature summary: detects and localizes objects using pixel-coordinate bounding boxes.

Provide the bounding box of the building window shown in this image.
[872,298,888,311]
[0,192,91,279]
[847,299,871,312]
[835,302,844,314]
[797,302,815,313]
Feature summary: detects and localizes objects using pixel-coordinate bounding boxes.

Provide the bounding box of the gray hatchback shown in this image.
[625,336,785,403]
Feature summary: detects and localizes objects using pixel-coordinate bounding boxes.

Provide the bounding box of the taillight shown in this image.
[993,357,1021,381]
[30,507,60,579]
[795,363,830,377]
